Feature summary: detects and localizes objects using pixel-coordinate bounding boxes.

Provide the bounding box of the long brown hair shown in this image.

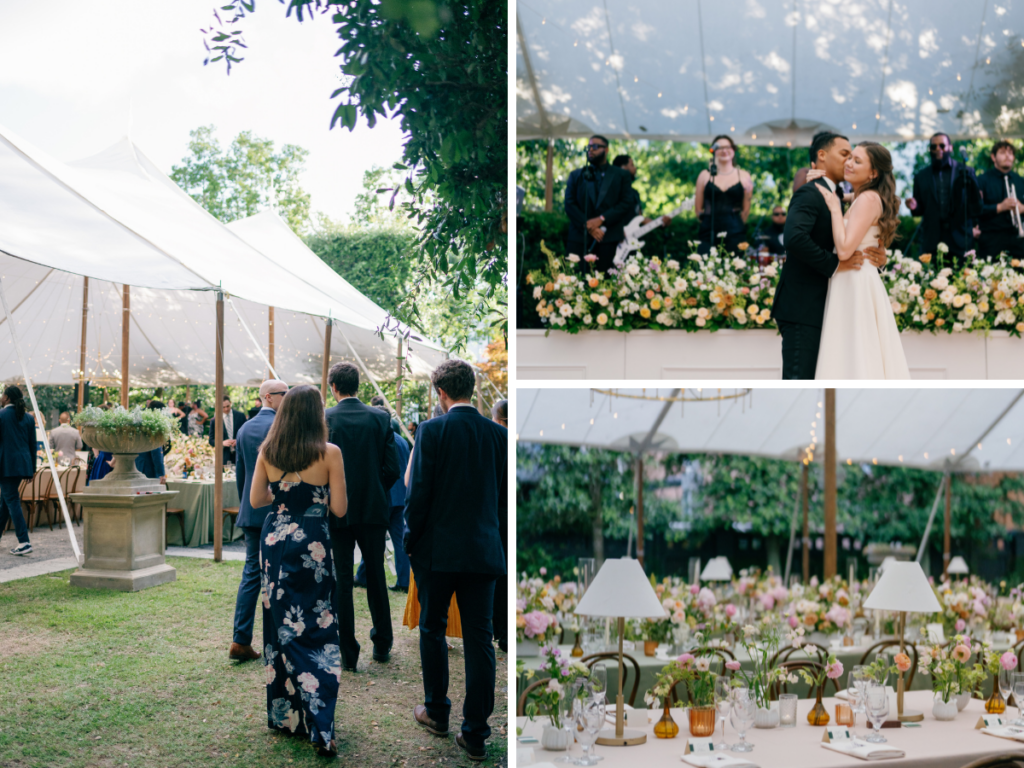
[855,141,901,248]
[260,385,327,474]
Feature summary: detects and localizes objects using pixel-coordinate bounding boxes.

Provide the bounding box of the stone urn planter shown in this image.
[69,421,178,592]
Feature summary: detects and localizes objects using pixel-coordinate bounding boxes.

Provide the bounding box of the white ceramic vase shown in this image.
[956,691,972,711]
[754,702,780,728]
[541,724,571,750]
[517,640,540,658]
[932,696,959,721]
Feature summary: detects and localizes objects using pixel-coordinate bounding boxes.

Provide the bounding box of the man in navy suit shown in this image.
[228,378,289,662]
[406,360,507,761]
[0,386,37,556]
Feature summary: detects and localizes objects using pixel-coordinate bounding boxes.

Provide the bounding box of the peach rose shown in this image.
[894,653,912,672]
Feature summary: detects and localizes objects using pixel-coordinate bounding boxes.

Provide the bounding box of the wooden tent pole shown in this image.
[824,388,837,579]
[320,318,333,404]
[268,306,275,378]
[801,461,810,583]
[77,278,88,418]
[636,456,645,569]
[214,292,224,563]
[943,475,952,579]
[120,285,130,409]
[395,337,403,420]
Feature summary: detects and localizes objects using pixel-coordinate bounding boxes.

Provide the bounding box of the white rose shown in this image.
[567,253,581,263]
[597,313,608,325]
[953,322,964,332]
[533,287,543,299]
[598,295,609,306]
[732,258,746,270]
[582,314,592,324]
[614,318,623,327]
[931,276,949,290]
[908,284,921,296]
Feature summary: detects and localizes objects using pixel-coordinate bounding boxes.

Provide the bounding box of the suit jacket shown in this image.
[404,405,507,575]
[235,407,276,529]
[390,433,411,507]
[325,398,399,528]
[911,161,981,253]
[564,164,635,251]
[0,405,36,480]
[209,409,247,463]
[771,178,842,328]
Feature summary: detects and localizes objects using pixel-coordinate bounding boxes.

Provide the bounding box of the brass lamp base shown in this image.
[596,727,647,746]
[897,710,924,723]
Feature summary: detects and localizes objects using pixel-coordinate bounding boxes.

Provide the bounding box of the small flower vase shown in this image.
[541,723,571,750]
[643,640,658,657]
[688,705,717,737]
[654,704,680,739]
[933,695,959,721]
[571,632,584,658]
[754,701,780,729]
[807,689,830,726]
[956,691,972,711]
[986,677,1007,714]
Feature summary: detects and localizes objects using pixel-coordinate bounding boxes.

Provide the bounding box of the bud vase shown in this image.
[570,632,583,658]
[986,676,1006,715]
[807,689,830,726]
[654,704,679,739]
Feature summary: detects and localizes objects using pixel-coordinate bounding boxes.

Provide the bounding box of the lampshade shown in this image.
[863,561,941,614]
[574,558,665,619]
[947,556,969,575]
[879,556,897,573]
[701,556,733,582]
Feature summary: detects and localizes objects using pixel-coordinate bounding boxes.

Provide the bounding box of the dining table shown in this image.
[164,477,243,547]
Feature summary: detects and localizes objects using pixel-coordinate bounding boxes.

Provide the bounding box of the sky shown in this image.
[0,0,406,222]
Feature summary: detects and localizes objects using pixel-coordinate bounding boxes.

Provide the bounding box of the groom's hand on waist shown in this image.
[836,241,886,273]
[863,241,887,268]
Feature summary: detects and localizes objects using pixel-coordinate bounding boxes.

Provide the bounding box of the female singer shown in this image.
[694,135,753,255]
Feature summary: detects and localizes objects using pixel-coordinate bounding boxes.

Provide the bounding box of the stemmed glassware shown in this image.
[590,663,608,705]
[1000,667,1015,720]
[729,689,756,753]
[554,684,580,764]
[573,695,606,766]
[848,665,868,733]
[865,684,889,743]
[714,677,733,750]
[1012,672,1024,726]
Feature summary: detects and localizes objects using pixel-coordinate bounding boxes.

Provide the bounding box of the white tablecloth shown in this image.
[516,690,1024,768]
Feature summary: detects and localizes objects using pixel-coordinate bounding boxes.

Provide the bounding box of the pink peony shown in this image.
[725,660,741,671]
[826,660,844,679]
[523,611,552,639]
[788,615,799,629]
[584,254,598,263]
[1001,651,1018,671]
[725,604,737,618]
[759,594,776,611]
[955,619,966,632]
[825,604,850,629]
[690,583,701,596]
[678,653,695,666]
[894,653,912,672]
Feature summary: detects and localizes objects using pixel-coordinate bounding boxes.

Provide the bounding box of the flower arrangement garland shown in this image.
[521,644,593,728]
[933,577,994,636]
[516,574,562,645]
[918,636,990,703]
[783,575,856,634]
[733,618,802,709]
[165,432,215,478]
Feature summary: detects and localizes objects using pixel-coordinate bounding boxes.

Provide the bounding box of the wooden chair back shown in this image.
[581,652,641,707]
[768,660,838,701]
[858,640,919,690]
[516,678,551,717]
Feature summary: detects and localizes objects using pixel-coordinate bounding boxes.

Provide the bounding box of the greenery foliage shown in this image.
[72,405,178,440]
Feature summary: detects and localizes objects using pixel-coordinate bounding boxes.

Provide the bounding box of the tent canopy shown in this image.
[517,0,1024,143]
[517,388,1024,473]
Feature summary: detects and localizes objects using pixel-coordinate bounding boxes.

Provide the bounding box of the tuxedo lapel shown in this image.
[596,168,614,208]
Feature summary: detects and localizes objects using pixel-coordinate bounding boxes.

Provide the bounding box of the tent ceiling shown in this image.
[517,0,1024,143]
[517,389,1024,473]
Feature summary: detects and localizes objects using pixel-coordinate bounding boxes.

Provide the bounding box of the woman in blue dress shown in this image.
[249,385,348,757]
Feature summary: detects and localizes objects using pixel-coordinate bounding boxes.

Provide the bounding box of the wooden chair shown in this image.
[45,466,82,528]
[958,755,1024,768]
[516,677,552,717]
[24,470,55,531]
[768,660,839,701]
[670,648,737,705]
[223,506,240,540]
[581,652,641,707]
[769,641,828,667]
[858,640,919,690]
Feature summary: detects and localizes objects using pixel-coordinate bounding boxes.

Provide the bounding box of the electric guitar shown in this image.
[613,198,694,266]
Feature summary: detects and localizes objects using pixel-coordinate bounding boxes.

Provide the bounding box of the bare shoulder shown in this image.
[696,169,709,184]
[325,443,342,459]
[739,168,752,182]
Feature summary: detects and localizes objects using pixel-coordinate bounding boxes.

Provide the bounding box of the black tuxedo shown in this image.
[405,404,507,747]
[910,160,981,260]
[325,397,400,666]
[564,163,635,271]
[771,178,841,379]
[208,409,247,464]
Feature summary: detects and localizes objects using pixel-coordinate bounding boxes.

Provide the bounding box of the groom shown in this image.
[771,131,888,379]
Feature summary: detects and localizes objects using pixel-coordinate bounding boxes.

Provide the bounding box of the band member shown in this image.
[977,140,1024,261]
[905,133,981,266]
[564,135,636,272]
[755,205,787,257]
[694,135,752,254]
[611,155,671,227]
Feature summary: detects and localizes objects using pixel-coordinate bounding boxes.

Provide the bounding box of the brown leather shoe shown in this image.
[456,733,486,761]
[413,704,448,736]
[228,642,261,662]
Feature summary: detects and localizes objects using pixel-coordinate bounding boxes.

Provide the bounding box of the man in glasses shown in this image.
[905,132,981,267]
[564,134,636,272]
[756,205,788,258]
[228,377,289,662]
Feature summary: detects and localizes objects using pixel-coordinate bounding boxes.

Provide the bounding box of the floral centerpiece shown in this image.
[735,568,790,620]
[789,642,844,725]
[933,576,993,636]
[644,646,720,738]
[918,637,988,719]
[732,618,801,723]
[783,576,854,639]
[522,644,593,749]
[516,573,562,650]
[165,432,215,478]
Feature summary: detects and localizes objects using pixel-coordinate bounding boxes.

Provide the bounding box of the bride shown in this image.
[809,142,910,379]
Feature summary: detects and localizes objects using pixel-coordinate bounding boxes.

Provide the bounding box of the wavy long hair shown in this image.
[855,141,901,248]
[260,385,327,475]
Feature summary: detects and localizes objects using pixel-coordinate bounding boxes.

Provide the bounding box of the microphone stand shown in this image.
[958,148,971,265]
[583,150,595,257]
[708,156,717,254]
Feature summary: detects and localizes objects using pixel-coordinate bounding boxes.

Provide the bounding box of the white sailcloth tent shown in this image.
[517,388,1024,473]
[517,0,1024,143]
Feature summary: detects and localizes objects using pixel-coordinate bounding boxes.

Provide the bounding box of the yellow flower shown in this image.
[1017,322,1024,333]
[737,242,750,251]
[640,307,652,319]
[650,298,662,310]
[920,253,932,264]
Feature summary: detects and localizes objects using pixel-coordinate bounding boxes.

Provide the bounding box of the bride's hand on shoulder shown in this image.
[815,184,841,213]
[805,169,827,182]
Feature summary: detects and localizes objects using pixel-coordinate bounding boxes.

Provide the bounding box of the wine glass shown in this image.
[554,687,578,764]
[848,665,868,732]
[1000,667,1014,715]
[574,695,605,766]
[714,676,732,750]
[590,663,608,706]
[1012,672,1024,726]
[865,684,889,743]
[729,689,755,753]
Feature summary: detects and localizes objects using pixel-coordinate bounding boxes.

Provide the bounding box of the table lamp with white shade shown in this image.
[700,556,733,581]
[863,560,941,722]
[574,557,666,746]
[947,556,969,575]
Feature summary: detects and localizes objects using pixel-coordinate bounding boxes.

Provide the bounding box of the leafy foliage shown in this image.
[72,405,178,440]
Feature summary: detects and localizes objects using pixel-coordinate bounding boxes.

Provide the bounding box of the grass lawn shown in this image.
[0,557,508,768]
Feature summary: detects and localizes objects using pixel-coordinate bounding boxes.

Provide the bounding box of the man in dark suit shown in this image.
[406,360,507,761]
[325,362,400,669]
[0,386,37,556]
[228,378,289,662]
[564,135,636,272]
[209,396,247,465]
[771,131,888,379]
[905,133,981,266]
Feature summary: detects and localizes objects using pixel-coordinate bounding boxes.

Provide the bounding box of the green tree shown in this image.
[204,0,508,338]
[350,165,416,229]
[170,125,311,233]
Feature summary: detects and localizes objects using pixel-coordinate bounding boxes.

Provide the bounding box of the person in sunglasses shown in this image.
[905,132,981,267]
[228,377,290,662]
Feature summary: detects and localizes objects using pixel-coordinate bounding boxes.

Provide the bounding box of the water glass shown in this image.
[848,665,868,730]
[1013,672,1024,726]
[778,694,798,727]
[1000,667,1014,714]
[729,689,755,753]
[554,692,577,764]
[714,676,732,750]
[865,684,889,743]
[574,696,605,766]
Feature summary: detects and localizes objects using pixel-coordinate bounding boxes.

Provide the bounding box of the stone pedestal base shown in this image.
[69,489,179,592]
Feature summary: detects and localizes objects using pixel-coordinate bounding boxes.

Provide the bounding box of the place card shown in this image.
[981,724,1024,742]
[822,727,853,743]
[976,715,1004,729]
[684,737,716,754]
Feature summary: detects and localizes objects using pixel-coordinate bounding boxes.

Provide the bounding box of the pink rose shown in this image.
[678,653,695,666]
[539,567,548,576]
[759,594,776,611]
[788,615,799,629]
[894,653,911,672]
[826,660,844,680]
[690,583,700,595]
[308,541,326,563]
[1001,651,1018,671]
[725,604,737,618]
[955,619,966,632]
[523,611,552,639]
[725,660,741,671]
[584,254,598,263]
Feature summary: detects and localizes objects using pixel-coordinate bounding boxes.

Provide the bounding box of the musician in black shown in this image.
[905,133,981,267]
[755,206,787,257]
[564,135,636,272]
[695,134,752,254]
[611,155,671,227]
[977,140,1024,261]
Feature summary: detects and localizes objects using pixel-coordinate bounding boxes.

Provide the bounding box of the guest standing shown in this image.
[611,154,672,228]
[491,400,508,428]
[132,401,168,482]
[490,397,508,654]
[977,140,1024,260]
[249,385,347,757]
[325,362,400,669]
[694,135,752,255]
[229,378,289,662]
[187,401,208,436]
[0,385,36,556]
[406,360,507,761]
[209,395,247,465]
[48,412,83,463]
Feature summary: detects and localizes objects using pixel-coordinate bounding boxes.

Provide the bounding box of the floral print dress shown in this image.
[260,474,340,749]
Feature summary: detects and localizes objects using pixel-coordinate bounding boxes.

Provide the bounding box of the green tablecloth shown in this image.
[165,479,243,547]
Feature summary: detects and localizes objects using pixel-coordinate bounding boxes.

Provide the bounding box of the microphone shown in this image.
[959,146,969,162]
[709,143,720,154]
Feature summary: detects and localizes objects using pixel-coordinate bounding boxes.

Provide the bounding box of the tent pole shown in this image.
[943,474,952,579]
[121,285,130,409]
[544,139,554,212]
[635,455,645,569]
[227,299,279,380]
[320,317,333,405]
[824,388,837,579]
[916,472,949,564]
[0,278,81,564]
[214,291,224,563]
[802,461,810,583]
[395,337,403,420]
[783,462,803,584]
[77,277,89,418]
[268,306,275,379]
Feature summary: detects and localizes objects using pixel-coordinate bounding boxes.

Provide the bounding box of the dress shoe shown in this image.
[414,704,448,737]
[456,733,486,761]
[228,642,261,662]
[315,739,338,757]
[372,645,392,663]
[389,584,408,593]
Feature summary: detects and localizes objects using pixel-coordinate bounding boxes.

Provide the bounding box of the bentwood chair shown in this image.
[581,652,641,707]
[45,466,82,528]
[859,639,919,690]
[769,641,829,667]
[958,755,1024,768]
[223,507,240,541]
[670,648,737,705]
[516,678,552,717]
[24,469,55,531]
[768,660,839,701]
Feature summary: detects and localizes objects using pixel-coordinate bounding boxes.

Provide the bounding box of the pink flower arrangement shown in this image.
[825,660,844,679]
[759,593,776,611]
[677,653,695,667]
[539,567,547,575]
[952,644,971,663]
[1001,651,1018,671]
[690,583,700,596]
[725,660,741,671]
[894,653,912,672]
[584,254,598,263]
[523,610,553,639]
[955,619,966,632]
[788,615,799,629]
[725,603,737,618]
[825,604,850,628]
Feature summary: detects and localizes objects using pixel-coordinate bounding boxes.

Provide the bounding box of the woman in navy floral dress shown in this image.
[250,385,348,757]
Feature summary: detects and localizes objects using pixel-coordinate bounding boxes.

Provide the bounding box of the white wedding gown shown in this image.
[814,219,910,380]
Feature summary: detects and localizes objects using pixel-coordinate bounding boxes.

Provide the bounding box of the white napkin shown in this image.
[822,740,905,760]
[836,686,895,700]
[680,754,759,768]
[981,724,1024,742]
